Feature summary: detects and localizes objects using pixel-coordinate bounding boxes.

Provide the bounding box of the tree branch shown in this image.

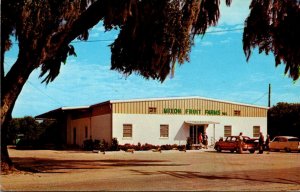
[50,0,106,52]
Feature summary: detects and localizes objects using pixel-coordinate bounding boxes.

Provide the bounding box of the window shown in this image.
[224,126,232,137]
[148,107,157,114]
[85,126,88,138]
[234,110,241,116]
[288,138,300,142]
[123,124,132,138]
[160,124,169,138]
[253,126,260,137]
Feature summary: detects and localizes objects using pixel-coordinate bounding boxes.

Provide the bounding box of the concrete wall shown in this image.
[67,114,112,146]
[91,114,112,143]
[69,117,91,146]
[112,113,267,145]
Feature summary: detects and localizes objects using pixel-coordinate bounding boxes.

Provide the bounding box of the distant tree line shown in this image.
[6,116,61,149]
[268,103,300,139]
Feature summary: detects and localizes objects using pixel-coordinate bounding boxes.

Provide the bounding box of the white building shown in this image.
[36,96,268,147]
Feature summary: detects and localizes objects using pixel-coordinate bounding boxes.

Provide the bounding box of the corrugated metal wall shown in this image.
[112,98,267,117]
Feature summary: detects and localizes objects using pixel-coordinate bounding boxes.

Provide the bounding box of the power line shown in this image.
[27,81,63,106]
[252,92,268,105]
[205,28,243,34]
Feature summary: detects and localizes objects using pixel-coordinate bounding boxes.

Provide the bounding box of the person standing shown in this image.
[258,132,265,154]
[237,132,243,154]
[265,134,270,152]
[198,132,203,149]
[203,132,208,149]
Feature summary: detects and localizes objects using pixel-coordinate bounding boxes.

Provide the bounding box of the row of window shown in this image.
[224,125,261,137]
[123,124,169,138]
[123,124,261,138]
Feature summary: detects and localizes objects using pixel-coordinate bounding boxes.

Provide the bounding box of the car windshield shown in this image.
[272,137,280,142]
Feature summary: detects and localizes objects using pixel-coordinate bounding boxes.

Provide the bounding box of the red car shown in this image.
[214,136,258,153]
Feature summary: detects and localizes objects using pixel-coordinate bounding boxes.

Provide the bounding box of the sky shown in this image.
[4,0,300,118]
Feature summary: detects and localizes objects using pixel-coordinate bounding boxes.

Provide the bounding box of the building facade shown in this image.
[36,96,268,147]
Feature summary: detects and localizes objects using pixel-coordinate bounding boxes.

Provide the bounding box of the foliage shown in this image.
[7,117,63,149]
[243,0,300,80]
[186,137,193,150]
[7,116,42,144]
[118,143,158,151]
[83,139,94,151]
[268,102,300,138]
[83,139,111,151]
[38,119,61,147]
[110,137,119,151]
[118,143,186,151]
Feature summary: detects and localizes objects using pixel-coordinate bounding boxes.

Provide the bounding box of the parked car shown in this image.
[214,136,258,153]
[269,136,300,152]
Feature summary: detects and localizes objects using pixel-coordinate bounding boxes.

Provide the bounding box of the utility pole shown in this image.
[268,83,271,107]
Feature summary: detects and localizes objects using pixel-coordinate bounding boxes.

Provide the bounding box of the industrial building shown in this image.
[36,96,268,147]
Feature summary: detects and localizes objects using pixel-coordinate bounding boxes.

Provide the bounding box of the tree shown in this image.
[243,0,300,81]
[7,116,43,146]
[1,0,299,170]
[6,117,59,148]
[268,103,300,139]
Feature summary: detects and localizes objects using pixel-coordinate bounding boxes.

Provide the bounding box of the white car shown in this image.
[269,136,300,152]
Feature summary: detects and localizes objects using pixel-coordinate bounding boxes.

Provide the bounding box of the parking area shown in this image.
[1,148,300,191]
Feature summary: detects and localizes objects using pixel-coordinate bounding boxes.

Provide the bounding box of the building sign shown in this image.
[163,108,182,114]
[163,108,227,116]
[204,110,220,115]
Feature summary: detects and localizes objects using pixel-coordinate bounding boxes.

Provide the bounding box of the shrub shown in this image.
[141,143,155,151]
[93,139,101,150]
[110,137,119,151]
[186,137,192,150]
[177,145,186,151]
[119,143,135,151]
[160,144,172,150]
[136,142,142,151]
[83,139,94,151]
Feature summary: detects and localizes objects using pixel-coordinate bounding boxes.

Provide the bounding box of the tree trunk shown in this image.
[1,55,35,171]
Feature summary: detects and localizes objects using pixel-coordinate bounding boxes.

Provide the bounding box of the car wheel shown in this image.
[216,146,221,152]
[230,150,234,153]
[285,148,291,153]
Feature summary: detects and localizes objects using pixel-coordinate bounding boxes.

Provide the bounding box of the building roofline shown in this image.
[61,106,90,110]
[108,96,269,109]
[35,106,90,119]
[36,96,269,118]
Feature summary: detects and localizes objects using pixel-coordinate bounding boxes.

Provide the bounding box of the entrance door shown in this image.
[189,125,204,144]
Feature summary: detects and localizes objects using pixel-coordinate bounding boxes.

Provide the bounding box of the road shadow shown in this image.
[11,157,189,174]
[129,168,300,186]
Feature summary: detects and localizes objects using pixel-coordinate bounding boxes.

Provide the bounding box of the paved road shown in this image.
[1,148,300,191]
